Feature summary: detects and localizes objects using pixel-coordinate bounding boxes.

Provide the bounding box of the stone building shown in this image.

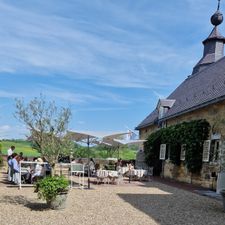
[136,3,225,190]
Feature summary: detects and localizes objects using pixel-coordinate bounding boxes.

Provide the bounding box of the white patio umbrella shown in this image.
[96,138,146,159]
[113,139,147,158]
[66,130,130,188]
[113,139,147,145]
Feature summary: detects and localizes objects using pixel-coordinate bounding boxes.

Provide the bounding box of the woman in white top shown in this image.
[31,158,43,182]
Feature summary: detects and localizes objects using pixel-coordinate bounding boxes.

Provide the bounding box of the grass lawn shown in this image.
[0,140,136,160]
[1,140,40,157]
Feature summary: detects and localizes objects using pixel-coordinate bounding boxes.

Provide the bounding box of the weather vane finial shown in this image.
[211,0,223,26]
[218,0,221,11]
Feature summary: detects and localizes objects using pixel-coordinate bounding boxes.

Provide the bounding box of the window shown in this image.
[157,99,175,119]
[161,121,167,128]
[159,144,166,160]
[180,144,186,161]
[202,139,220,163]
[158,106,165,119]
[209,140,220,162]
[202,140,211,162]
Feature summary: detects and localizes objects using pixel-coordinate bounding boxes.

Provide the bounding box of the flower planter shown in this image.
[47,191,68,210]
[217,172,225,194]
[220,190,225,212]
[36,176,69,210]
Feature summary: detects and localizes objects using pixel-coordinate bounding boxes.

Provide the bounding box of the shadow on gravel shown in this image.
[25,202,50,211]
[118,190,224,225]
[0,195,49,211]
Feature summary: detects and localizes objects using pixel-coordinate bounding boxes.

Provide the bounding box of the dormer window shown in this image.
[157,99,176,119]
[159,106,169,119]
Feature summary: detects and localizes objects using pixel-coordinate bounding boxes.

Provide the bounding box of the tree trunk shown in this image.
[50,162,56,176]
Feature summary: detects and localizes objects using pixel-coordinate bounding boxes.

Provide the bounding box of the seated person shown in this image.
[116,158,123,171]
[77,158,83,164]
[31,158,43,183]
[20,158,32,183]
[42,157,51,176]
[127,161,134,170]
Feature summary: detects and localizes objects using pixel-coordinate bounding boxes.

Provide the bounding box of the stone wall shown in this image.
[138,101,225,189]
[139,124,158,140]
[162,160,220,189]
[167,100,225,138]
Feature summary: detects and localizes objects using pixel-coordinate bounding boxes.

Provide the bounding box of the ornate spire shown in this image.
[211,0,223,26]
[217,0,221,11]
[192,0,225,74]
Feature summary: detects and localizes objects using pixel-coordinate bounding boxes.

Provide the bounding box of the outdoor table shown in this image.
[128,169,147,182]
[120,167,129,175]
[96,170,109,184]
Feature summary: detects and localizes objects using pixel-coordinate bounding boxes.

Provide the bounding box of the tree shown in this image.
[0,141,3,167]
[15,95,73,171]
[0,141,2,154]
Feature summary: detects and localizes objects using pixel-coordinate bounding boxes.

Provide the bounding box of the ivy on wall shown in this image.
[144,119,210,173]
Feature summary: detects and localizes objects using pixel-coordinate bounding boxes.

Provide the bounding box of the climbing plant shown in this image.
[144,119,210,173]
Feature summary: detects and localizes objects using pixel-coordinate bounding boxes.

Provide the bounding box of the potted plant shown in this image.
[35,176,69,210]
[220,189,225,212]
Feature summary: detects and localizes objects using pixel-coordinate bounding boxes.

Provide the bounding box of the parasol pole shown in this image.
[87,135,90,189]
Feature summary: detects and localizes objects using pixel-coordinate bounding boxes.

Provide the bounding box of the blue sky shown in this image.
[0,0,221,139]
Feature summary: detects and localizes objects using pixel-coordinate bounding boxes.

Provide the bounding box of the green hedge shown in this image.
[144,119,210,173]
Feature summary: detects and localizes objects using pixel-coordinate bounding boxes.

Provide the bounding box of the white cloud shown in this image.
[0,90,23,98]
[0,124,27,139]
[0,1,208,89]
[0,0,218,139]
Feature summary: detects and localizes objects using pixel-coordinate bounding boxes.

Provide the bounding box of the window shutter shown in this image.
[219,140,222,157]
[180,144,186,161]
[159,144,166,160]
[202,140,211,162]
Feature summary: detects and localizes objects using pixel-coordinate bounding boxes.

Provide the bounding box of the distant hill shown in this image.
[0,139,137,160]
[1,139,40,157]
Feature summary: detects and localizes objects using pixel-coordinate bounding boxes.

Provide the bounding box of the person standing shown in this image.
[7,146,15,156]
[7,153,17,182]
[89,158,96,177]
[12,155,21,184]
[7,146,16,180]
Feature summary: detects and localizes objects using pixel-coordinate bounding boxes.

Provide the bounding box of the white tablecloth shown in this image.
[129,169,147,178]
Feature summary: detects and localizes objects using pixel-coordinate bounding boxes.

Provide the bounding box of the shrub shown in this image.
[36,176,69,203]
[0,155,3,167]
[144,119,210,173]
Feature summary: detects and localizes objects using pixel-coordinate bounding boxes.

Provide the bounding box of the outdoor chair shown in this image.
[116,168,123,185]
[142,167,153,181]
[70,163,84,189]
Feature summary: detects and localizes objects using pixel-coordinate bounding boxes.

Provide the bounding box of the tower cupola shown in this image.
[192,0,225,74]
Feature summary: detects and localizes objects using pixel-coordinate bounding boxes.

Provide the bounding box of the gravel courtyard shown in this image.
[0,171,224,225]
